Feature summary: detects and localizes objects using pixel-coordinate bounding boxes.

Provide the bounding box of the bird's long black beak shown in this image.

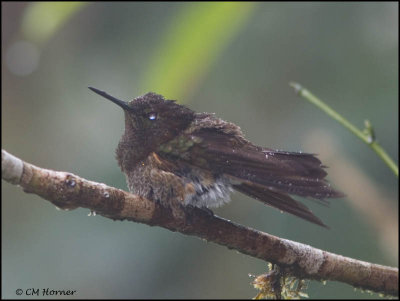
[89,87,131,111]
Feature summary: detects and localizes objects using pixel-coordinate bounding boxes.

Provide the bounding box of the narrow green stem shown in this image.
[290,82,398,177]
[370,142,398,176]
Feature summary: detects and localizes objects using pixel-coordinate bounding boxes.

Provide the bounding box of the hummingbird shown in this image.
[89,87,344,227]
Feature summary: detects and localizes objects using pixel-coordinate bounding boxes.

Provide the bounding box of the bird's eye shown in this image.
[148,112,157,120]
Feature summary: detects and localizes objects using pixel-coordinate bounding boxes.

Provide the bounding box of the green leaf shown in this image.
[21,2,88,44]
[142,2,256,101]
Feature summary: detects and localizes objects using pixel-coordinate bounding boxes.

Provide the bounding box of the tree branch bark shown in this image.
[2,149,398,296]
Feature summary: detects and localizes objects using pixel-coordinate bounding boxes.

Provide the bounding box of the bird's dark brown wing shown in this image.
[174,128,344,226]
[187,129,343,199]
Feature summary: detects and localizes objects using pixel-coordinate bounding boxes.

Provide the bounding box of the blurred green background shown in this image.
[2,2,398,299]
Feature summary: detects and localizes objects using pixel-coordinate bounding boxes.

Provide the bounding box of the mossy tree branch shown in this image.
[2,149,398,297]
